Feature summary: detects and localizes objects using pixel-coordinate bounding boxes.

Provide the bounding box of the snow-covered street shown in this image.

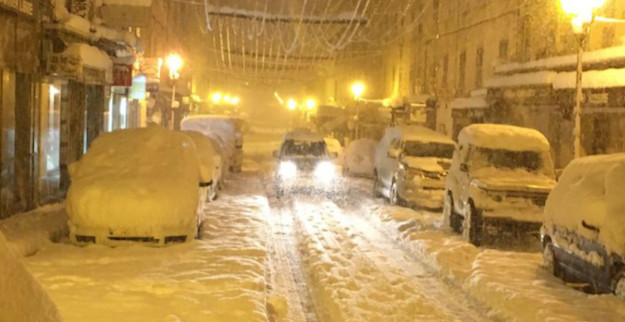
[2,131,625,322]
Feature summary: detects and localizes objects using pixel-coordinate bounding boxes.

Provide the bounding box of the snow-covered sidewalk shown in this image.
[22,174,273,322]
[365,204,625,321]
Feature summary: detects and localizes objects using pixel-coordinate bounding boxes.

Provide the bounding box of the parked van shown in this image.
[181,115,243,173]
[541,154,625,298]
[373,126,455,209]
[443,124,556,246]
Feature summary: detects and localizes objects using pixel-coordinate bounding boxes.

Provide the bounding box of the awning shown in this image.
[450,96,489,110]
[553,68,625,89]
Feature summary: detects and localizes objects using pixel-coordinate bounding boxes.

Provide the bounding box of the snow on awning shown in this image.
[485,71,557,88]
[66,43,113,83]
[450,97,488,110]
[102,0,153,7]
[553,68,625,89]
[496,46,625,74]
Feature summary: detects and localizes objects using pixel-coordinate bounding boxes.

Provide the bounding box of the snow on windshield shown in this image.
[404,141,455,159]
[471,147,542,172]
[281,140,328,157]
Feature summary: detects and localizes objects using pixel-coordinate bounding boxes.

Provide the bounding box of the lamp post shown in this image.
[561,0,605,159]
[165,53,183,129]
[350,82,365,139]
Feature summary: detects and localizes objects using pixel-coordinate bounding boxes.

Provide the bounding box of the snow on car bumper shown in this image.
[402,187,445,209]
[69,225,197,247]
[479,210,543,236]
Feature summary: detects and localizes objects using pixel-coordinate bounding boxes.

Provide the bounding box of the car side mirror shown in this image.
[387,149,400,159]
[460,163,469,173]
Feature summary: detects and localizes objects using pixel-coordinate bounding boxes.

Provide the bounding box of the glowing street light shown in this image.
[287,99,297,111]
[231,97,240,105]
[212,92,222,103]
[351,82,365,100]
[560,0,606,158]
[305,98,316,111]
[165,53,183,80]
[224,95,231,103]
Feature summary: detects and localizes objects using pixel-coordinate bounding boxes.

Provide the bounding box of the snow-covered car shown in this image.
[273,129,339,198]
[373,126,455,209]
[180,115,242,173]
[343,139,376,177]
[66,127,202,246]
[443,124,556,246]
[182,131,220,201]
[541,154,625,297]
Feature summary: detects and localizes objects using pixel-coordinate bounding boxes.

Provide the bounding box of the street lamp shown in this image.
[212,92,222,103]
[561,0,605,158]
[351,82,365,100]
[230,97,240,105]
[305,98,316,111]
[165,53,184,129]
[287,99,297,111]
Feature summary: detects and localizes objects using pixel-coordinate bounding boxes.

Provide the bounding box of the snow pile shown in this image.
[66,127,200,239]
[0,203,67,257]
[182,130,216,184]
[0,232,63,322]
[401,157,451,173]
[544,153,625,255]
[459,123,551,152]
[396,125,452,144]
[343,139,376,176]
[24,175,273,322]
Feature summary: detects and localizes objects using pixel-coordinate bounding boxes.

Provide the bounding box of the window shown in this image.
[458,51,466,93]
[38,82,62,204]
[475,47,484,88]
[499,39,508,59]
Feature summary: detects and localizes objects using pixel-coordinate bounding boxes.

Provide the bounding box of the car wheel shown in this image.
[390,182,399,206]
[443,194,462,233]
[542,240,560,277]
[462,202,483,246]
[373,172,382,198]
[614,273,625,299]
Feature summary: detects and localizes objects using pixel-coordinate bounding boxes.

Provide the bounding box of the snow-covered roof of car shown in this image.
[389,125,455,145]
[284,129,324,142]
[458,124,550,152]
[544,153,625,255]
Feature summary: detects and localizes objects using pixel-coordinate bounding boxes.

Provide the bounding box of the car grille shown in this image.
[505,191,549,206]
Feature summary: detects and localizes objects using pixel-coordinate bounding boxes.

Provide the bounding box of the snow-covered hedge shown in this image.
[66,127,200,239]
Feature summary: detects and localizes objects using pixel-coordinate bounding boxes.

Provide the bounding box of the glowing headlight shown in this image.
[315,161,336,183]
[278,161,297,179]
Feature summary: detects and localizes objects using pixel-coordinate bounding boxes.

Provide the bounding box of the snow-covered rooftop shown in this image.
[459,124,551,152]
[496,45,625,74]
[484,71,557,88]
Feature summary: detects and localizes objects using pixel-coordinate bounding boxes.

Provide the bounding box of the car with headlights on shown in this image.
[373,126,455,209]
[273,129,339,198]
[443,124,556,246]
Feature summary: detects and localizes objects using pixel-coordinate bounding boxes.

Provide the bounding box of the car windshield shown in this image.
[403,141,455,159]
[281,140,328,157]
[472,147,542,171]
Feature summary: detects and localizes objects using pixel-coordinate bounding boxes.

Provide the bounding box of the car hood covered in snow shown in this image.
[401,157,451,173]
[471,168,555,192]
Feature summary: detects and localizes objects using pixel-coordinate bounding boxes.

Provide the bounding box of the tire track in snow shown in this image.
[263,177,320,322]
[292,197,483,321]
